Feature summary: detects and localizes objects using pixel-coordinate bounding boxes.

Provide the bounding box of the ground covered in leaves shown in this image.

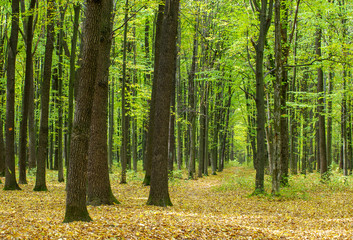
[1,165,353,239]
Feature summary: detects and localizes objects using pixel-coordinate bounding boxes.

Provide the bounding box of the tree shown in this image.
[18,0,37,184]
[4,0,21,191]
[34,0,56,192]
[251,0,273,194]
[87,0,119,206]
[64,0,104,223]
[143,4,165,186]
[147,0,180,207]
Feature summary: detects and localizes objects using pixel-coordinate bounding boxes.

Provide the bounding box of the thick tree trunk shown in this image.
[143,4,164,186]
[87,0,118,206]
[64,0,103,223]
[147,0,179,207]
[67,4,80,166]
[4,0,21,190]
[34,0,56,192]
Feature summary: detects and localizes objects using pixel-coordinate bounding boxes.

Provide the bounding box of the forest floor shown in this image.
[1,164,353,239]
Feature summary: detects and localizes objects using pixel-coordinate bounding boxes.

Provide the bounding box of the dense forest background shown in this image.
[0,0,353,225]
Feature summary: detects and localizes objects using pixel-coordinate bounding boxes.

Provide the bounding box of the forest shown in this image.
[0,0,353,238]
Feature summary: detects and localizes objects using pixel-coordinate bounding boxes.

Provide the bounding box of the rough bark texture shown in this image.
[143,4,164,186]
[67,4,80,165]
[253,0,273,194]
[147,0,180,207]
[4,0,21,190]
[34,0,56,192]
[64,0,103,223]
[87,0,119,206]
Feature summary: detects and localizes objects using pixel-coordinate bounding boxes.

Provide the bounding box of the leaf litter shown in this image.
[0,166,353,239]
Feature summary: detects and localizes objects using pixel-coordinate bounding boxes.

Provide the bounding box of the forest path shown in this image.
[0,166,352,239]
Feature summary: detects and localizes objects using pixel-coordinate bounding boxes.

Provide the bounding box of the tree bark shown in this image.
[87,0,118,206]
[66,4,80,166]
[147,0,180,207]
[4,0,21,190]
[143,4,164,186]
[316,26,327,179]
[64,0,103,223]
[18,0,37,184]
[252,0,273,194]
[121,0,128,183]
[34,0,56,191]
[188,23,198,179]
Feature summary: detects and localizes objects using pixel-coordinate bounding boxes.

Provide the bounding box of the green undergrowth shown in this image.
[214,164,353,201]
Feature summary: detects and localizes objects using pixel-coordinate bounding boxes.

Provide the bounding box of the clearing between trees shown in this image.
[1,165,352,239]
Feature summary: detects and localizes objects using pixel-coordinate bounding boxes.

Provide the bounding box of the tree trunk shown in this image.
[188,24,198,179]
[56,5,65,182]
[18,0,37,185]
[0,22,6,177]
[143,4,164,186]
[253,0,273,194]
[120,0,129,184]
[327,71,333,167]
[4,0,21,190]
[64,0,103,223]
[316,26,327,179]
[198,81,206,178]
[147,0,179,207]
[66,4,80,166]
[0,118,5,176]
[87,0,118,206]
[34,0,56,192]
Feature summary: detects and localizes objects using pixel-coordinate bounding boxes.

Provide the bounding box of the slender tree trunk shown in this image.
[327,71,333,167]
[64,0,103,223]
[0,118,5,176]
[34,0,56,191]
[198,81,206,178]
[0,21,7,177]
[188,24,198,179]
[56,5,66,182]
[18,0,37,184]
[168,71,176,174]
[253,0,273,194]
[132,26,138,173]
[120,0,129,184]
[4,0,21,190]
[176,22,183,171]
[316,26,327,179]
[147,0,179,207]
